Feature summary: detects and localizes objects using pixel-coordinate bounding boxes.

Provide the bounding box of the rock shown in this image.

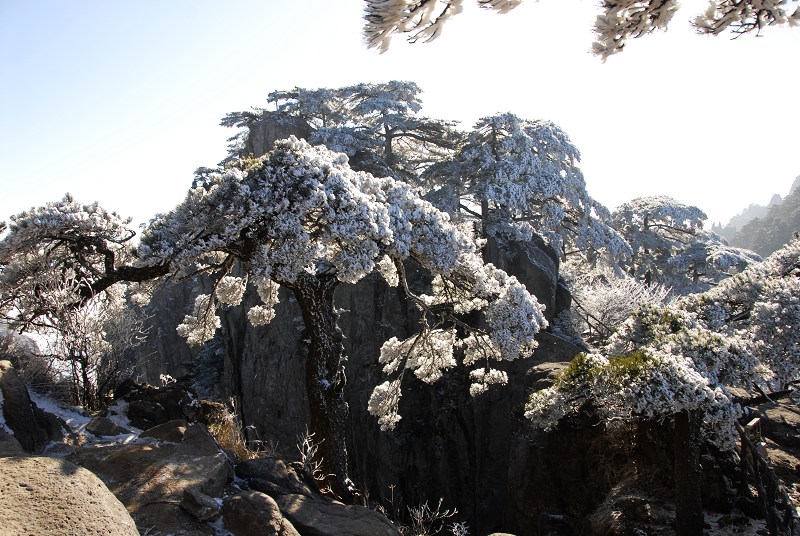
[119,379,199,429]
[181,487,222,522]
[0,430,25,456]
[140,418,188,442]
[0,360,65,452]
[484,235,560,322]
[243,112,311,158]
[613,496,652,523]
[554,277,572,318]
[236,456,318,498]
[529,362,568,390]
[760,398,800,448]
[86,416,131,437]
[0,455,138,535]
[125,399,167,429]
[67,423,231,532]
[274,493,400,536]
[223,491,301,536]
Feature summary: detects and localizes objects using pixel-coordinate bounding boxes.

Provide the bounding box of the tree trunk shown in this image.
[674,410,703,536]
[287,272,355,501]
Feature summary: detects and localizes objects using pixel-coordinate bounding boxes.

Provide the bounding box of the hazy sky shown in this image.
[1,0,798,230]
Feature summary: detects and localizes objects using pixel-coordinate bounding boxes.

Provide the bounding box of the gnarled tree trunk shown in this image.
[286,272,355,500]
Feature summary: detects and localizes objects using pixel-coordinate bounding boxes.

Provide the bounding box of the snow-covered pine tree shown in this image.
[1,137,547,499]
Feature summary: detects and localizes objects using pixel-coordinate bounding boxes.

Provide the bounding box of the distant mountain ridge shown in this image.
[712,175,800,257]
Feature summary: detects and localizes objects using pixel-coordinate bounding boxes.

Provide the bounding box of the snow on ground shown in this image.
[28,390,91,431]
[27,390,148,449]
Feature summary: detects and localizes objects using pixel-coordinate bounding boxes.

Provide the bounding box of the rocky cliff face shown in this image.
[212,238,580,533]
[133,117,586,532]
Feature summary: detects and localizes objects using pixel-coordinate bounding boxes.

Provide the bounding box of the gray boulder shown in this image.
[181,487,222,522]
[140,418,189,442]
[274,493,400,536]
[85,416,131,437]
[67,423,231,533]
[236,456,318,497]
[0,430,25,456]
[0,455,138,535]
[223,491,301,536]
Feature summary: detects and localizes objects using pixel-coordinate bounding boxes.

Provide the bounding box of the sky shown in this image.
[1,0,798,231]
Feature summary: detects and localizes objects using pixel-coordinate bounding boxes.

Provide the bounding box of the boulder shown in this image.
[67,423,231,532]
[529,361,568,391]
[181,487,222,522]
[125,399,168,429]
[140,418,189,442]
[0,430,25,456]
[0,455,138,535]
[223,491,301,536]
[0,360,65,452]
[117,379,199,429]
[760,398,800,448]
[85,416,131,437]
[274,493,400,536]
[236,456,318,498]
[243,112,311,158]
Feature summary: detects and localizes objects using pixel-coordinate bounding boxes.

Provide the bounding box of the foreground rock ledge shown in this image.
[0,455,139,536]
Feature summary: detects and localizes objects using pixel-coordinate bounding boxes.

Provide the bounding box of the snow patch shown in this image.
[28,390,90,433]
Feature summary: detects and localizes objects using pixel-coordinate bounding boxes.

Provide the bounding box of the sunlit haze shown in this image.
[1,0,797,230]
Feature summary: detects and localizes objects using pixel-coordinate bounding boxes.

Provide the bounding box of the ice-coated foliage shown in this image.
[370,260,546,429]
[367,378,404,431]
[561,262,672,346]
[227,81,459,183]
[0,194,137,328]
[215,276,247,306]
[138,136,546,426]
[438,113,629,260]
[176,294,221,346]
[528,239,800,450]
[692,0,800,36]
[526,350,740,448]
[364,0,523,52]
[592,0,679,59]
[363,0,799,58]
[612,195,760,294]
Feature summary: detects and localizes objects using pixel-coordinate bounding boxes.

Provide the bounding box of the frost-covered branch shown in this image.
[692,0,800,36]
[362,0,799,58]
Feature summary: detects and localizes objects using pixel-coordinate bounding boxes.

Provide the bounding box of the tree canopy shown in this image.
[528,237,800,451]
[612,195,760,293]
[223,81,460,182]
[429,112,629,259]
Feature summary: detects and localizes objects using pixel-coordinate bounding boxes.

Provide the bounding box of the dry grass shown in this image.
[206,402,277,462]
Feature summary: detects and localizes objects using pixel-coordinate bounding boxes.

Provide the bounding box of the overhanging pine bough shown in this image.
[363,0,800,59]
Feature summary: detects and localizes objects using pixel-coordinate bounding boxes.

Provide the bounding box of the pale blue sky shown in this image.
[1,0,798,230]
